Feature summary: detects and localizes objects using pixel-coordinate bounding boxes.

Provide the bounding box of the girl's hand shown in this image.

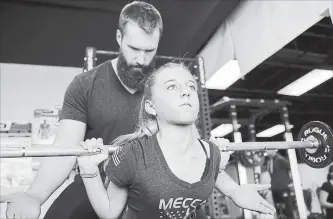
[77,138,109,172]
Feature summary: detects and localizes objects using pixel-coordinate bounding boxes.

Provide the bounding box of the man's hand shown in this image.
[231,184,276,215]
[1,192,41,219]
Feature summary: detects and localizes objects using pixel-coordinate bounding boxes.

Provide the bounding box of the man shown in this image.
[2,2,212,219]
[2,2,165,219]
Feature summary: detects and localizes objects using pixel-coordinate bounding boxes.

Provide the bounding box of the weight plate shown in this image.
[297,121,333,168]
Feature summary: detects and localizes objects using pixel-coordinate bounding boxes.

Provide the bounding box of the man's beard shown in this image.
[117,52,155,92]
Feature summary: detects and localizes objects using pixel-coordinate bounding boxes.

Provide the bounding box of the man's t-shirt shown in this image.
[59,60,142,184]
[59,60,142,144]
[105,135,226,219]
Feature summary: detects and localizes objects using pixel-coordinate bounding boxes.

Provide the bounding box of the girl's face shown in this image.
[147,66,199,126]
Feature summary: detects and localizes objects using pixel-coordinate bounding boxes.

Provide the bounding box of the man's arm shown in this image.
[27,119,86,204]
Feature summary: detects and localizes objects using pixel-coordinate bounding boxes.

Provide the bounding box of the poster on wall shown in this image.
[31,107,61,145]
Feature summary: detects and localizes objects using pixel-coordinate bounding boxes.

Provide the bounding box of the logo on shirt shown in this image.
[159,197,206,219]
[111,147,123,166]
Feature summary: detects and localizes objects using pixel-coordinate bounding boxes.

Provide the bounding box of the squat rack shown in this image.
[210,97,307,219]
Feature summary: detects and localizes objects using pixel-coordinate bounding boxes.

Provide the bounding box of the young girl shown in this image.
[77,62,276,219]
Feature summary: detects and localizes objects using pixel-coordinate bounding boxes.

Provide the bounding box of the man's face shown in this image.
[117,21,160,91]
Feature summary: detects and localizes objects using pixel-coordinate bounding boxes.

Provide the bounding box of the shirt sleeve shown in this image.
[59,76,87,123]
[210,142,230,181]
[104,141,138,187]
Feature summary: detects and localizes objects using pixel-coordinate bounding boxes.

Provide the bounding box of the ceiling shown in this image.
[209,17,333,142]
[0,0,332,142]
[0,0,240,66]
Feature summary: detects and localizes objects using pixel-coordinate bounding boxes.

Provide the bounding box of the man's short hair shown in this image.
[119,1,163,36]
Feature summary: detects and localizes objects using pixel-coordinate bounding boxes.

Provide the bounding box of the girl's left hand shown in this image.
[232,184,276,215]
[209,136,233,155]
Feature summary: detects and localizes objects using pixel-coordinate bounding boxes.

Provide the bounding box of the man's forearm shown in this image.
[27,156,77,204]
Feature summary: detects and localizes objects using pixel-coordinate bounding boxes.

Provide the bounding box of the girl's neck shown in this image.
[156,121,195,156]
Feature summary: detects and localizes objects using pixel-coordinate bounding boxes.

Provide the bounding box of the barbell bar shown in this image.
[0,121,332,168]
[0,140,318,158]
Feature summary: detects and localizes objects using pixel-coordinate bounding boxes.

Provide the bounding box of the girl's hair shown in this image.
[111,62,191,146]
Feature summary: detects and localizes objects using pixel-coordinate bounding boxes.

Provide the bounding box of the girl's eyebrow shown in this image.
[164,79,175,84]
[164,79,196,84]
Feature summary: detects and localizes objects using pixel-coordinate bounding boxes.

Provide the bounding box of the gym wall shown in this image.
[299,164,330,189]
[0,63,82,122]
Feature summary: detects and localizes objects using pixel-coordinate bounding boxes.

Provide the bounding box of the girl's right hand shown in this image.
[77,138,109,169]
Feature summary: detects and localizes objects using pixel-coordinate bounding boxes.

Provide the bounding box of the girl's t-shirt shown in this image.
[105,135,228,219]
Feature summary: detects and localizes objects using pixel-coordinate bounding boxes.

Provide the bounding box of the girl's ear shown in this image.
[145,100,156,116]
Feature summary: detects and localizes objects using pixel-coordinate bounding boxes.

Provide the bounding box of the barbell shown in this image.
[0,121,332,169]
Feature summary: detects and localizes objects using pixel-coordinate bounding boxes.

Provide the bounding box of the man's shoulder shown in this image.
[76,60,114,83]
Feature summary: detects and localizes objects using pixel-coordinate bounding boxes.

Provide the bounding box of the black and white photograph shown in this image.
[0,0,333,219]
